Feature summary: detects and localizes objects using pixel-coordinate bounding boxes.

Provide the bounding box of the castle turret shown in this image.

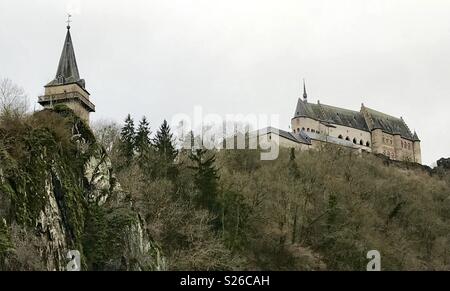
[412,131,422,164]
[38,20,95,123]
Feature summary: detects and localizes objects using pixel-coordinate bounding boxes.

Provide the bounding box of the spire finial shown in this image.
[302,78,308,102]
[66,13,72,29]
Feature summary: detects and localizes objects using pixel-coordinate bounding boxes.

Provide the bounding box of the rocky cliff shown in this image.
[0,106,165,270]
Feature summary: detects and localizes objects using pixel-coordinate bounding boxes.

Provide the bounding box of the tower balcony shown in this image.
[38,91,95,112]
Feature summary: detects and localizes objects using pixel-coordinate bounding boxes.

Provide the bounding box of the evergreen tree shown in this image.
[153,120,178,162]
[189,149,220,213]
[119,114,135,163]
[288,147,300,179]
[135,116,151,155]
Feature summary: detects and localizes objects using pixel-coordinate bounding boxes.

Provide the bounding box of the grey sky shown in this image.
[0,0,449,165]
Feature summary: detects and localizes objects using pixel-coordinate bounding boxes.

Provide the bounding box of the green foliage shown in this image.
[189,149,220,214]
[0,107,160,271]
[153,120,178,162]
[135,116,151,156]
[119,114,136,163]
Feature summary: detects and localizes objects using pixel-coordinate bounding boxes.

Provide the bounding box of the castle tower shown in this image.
[38,19,95,123]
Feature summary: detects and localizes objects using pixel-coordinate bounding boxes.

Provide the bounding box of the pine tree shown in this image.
[189,149,220,213]
[153,120,178,162]
[288,147,300,179]
[135,116,151,155]
[119,114,135,162]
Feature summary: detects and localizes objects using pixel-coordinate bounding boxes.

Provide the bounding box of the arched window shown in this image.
[360,140,363,145]
[345,137,350,141]
[311,129,316,133]
[307,128,310,132]
[366,141,370,147]
[302,127,305,131]
[338,135,343,139]
[353,138,357,144]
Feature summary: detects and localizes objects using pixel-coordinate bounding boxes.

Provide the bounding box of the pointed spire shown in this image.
[46,17,85,89]
[302,79,308,102]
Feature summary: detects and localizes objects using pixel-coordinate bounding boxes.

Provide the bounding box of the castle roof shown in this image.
[364,107,415,140]
[261,127,311,145]
[45,26,86,90]
[294,99,369,131]
[294,98,417,141]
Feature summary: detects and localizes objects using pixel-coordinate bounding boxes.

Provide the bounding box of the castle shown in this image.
[38,21,95,123]
[263,81,422,164]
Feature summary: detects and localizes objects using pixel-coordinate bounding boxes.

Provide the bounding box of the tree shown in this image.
[119,114,135,163]
[189,149,220,213]
[92,120,121,155]
[288,147,300,179]
[135,116,152,155]
[0,78,28,117]
[153,120,178,162]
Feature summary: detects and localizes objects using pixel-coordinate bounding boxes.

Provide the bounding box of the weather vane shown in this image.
[66,13,72,29]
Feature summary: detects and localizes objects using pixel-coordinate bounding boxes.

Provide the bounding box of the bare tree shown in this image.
[0,78,29,116]
[91,119,121,154]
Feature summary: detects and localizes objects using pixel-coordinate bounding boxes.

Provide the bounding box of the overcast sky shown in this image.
[0,0,449,165]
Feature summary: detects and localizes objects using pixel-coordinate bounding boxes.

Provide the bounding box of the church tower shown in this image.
[38,18,95,123]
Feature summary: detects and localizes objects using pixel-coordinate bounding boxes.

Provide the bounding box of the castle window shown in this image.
[307,128,310,132]
[408,144,411,150]
[345,137,350,141]
[360,140,363,145]
[353,138,357,144]
[338,135,343,139]
[366,141,370,147]
[302,127,305,131]
[311,129,316,133]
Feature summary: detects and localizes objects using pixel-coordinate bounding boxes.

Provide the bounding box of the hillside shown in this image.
[0,106,165,270]
[101,116,450,271]
[1,108,449,270]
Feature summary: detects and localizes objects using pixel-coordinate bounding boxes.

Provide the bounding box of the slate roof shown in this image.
[45,27,86,89]
[293,99,418,141]
[294,99,369,131]
[364,107,415,140]
[262,127,311,145]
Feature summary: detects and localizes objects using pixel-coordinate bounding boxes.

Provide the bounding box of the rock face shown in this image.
[0,106,166,271]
